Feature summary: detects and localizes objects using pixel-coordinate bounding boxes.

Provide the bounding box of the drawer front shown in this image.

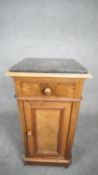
[19,80,76,98]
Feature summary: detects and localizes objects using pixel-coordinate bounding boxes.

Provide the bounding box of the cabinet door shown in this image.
[24,100,72,158]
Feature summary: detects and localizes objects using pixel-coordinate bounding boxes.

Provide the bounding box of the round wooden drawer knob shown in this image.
[44,88,52,95]
[27,131,32,136]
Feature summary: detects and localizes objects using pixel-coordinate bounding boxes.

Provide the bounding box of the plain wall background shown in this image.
[0,0,98,175]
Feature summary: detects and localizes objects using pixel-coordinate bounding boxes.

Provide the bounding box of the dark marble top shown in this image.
[9,58,88,74]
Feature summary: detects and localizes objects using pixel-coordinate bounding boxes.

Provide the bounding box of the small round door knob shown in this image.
[43,88,52,95]
[27,131,32,136]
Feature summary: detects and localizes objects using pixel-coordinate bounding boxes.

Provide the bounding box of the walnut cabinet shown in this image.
[6,58,91,167]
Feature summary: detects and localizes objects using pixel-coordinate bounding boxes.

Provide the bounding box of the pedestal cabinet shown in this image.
[6,58,91,167]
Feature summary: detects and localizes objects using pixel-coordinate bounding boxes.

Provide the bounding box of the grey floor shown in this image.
[0,0,98,175]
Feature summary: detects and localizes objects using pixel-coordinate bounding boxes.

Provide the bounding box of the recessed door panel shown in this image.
[36,109,60,153]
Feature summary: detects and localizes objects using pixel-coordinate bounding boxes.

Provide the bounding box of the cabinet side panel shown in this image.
[65,81,84,158]
[17,100,29,156]
[13,79,29,156]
